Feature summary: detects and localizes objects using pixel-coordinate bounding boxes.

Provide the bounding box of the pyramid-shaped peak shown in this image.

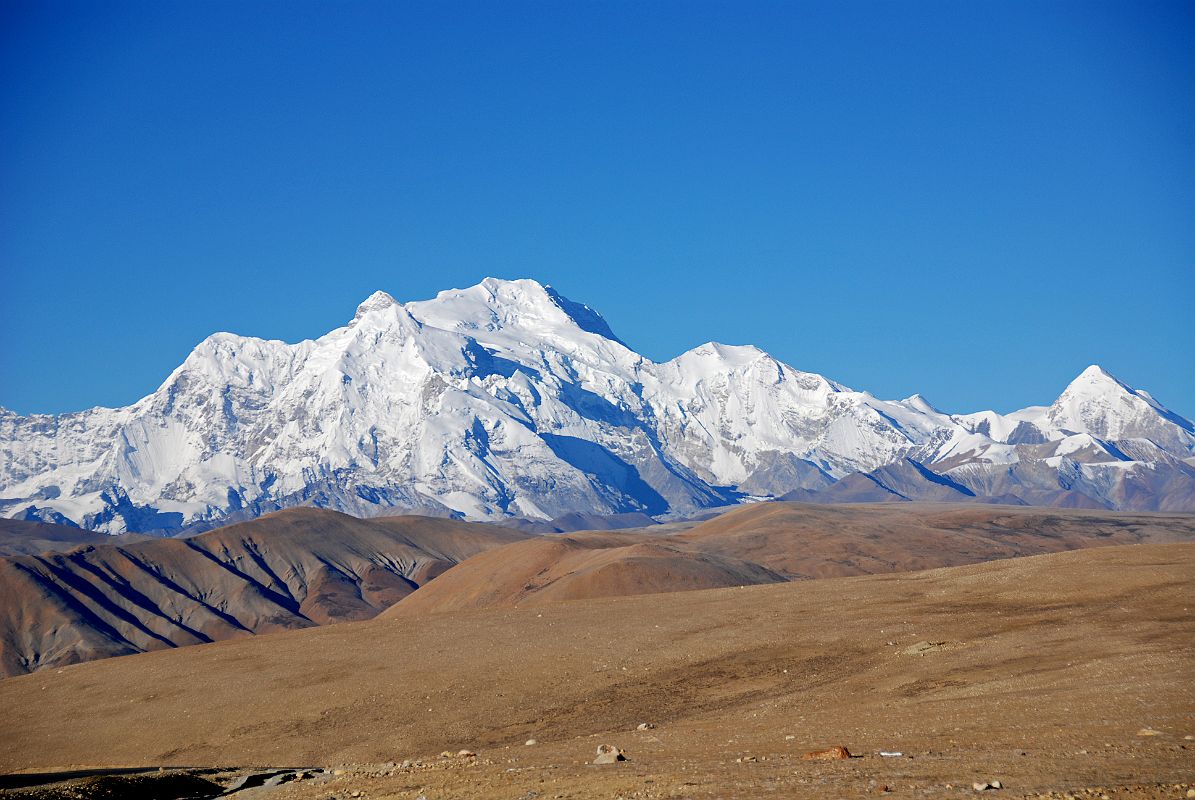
[1047,364,1194,444]
[902,393,942,414]
[1059,364,1134,398]
[352,290,399,321]
[1076,364,1120,382]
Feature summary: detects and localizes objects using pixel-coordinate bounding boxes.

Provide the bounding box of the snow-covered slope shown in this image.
[2,278,1192,532]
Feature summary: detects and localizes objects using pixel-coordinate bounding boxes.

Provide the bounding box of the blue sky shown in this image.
[2,0,1192,418]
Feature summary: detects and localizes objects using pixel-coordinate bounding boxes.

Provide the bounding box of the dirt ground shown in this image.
[1,542,1192,799]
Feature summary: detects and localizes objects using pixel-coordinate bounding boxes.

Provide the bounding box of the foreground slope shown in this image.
[388,502,1195,615]
[0,543,1191,799]
[0,508,527,677]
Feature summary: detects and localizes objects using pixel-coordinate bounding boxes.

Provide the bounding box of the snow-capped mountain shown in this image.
[2,278,1193,533]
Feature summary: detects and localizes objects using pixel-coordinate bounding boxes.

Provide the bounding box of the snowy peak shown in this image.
[1048,365,1193,441]
[901,394,942,415]
[1057,364,1135,401]
[674,342,769,368]
[404,278,627,352]
[352,290,400,321]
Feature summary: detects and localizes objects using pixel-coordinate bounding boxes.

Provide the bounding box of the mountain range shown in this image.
[2,277,1193,533]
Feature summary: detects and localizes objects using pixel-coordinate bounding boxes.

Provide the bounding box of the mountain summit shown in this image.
[2,278,1193,532]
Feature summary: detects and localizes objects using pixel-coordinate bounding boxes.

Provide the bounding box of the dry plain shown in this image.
[1,535,1192,799]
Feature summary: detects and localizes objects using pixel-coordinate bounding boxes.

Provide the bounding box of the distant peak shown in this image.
[678,342,769,365]
[710,342,765,357]
[410,277,628,346]
[352,290,399,322]
[1078,364,1114,381]
[1061,364,1133,396]
[902,393,941,414]
[1049,363,1195,438]
[434,277,552,307]
[479,275,541,291]
[472,276,550,301]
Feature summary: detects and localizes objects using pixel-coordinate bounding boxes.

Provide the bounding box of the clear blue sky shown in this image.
[2,0,1192,418]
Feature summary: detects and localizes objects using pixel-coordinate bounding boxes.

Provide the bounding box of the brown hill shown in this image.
[674,501,1195,577]
[0,542,1190,799]
[0,507,527,677]
[386,502,1195,616]
[0,518,152,558]
[386,531,786,616]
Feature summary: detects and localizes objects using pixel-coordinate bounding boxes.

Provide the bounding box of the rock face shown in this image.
[2,278,1193,533]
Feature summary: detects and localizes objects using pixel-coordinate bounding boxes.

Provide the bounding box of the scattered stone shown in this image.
[440,751,454,758]
[457,749,476,758]
[1185,735,1194,741]
[636,722,655,730]
[801,745,851,760]
[736,755,757,763]
[972,780,1002,791]
[593,744,626,764]
[525,739,537,746]
[785,735,796,741]
[879,751,903,757]
[1186,790,1195,799]
[903,640,949,655]
[400,759,413,769]
[1137,728,1163,736]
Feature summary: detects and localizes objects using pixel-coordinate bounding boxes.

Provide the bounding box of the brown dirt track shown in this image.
[1,541,1192,799]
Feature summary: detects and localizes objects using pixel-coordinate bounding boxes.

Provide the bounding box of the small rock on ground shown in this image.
[801,745,851,760]
[593,744,626,764]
